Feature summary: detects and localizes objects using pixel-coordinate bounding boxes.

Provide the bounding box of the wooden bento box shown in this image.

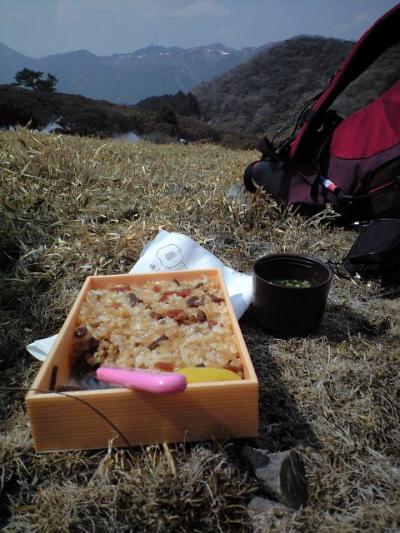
[26,269,259,452]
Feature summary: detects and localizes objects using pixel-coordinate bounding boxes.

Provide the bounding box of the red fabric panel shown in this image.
[330,80,400,159]
[290,3,400,159]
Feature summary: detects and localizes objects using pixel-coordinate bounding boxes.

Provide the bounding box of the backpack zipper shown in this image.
[368,179,395,194]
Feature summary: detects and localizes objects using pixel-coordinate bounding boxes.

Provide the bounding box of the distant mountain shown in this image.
[193,36,400,139]
[0,42,266,104]
[0,42,36,80]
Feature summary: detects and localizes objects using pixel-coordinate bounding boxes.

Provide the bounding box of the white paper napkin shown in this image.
[26,230,252,361]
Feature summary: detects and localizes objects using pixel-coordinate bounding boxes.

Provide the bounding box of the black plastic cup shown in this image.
[252,254,332,338]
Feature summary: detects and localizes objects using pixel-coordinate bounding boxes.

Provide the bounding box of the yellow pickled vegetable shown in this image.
[176,367,241,383]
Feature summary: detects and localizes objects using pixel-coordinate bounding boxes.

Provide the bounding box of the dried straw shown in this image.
[1,128,399,532]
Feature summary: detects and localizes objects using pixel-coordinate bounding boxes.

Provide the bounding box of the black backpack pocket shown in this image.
[243,158,290,204]
[343,218,400,284]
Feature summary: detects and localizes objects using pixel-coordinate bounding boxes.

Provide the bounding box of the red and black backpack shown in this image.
[243,3,400,222]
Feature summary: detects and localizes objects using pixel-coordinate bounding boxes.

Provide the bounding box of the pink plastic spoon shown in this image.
[96,366,187,394]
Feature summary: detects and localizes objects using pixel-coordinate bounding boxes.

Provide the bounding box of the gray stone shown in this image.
[225,181,247,200]
[241,446,308,509]
[247,496,292,515]
[247,497,293,533]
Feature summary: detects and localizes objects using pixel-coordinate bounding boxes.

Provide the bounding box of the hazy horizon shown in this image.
[1,0,399,58]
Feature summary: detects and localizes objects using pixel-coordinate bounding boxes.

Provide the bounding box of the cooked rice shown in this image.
[73,275,243,376]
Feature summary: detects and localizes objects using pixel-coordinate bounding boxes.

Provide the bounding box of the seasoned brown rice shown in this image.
[73,275,243,376]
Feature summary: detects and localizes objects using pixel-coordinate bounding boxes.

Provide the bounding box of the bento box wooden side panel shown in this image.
[26,269,259,451]
[26,382,258,452]
[27,276,93,392]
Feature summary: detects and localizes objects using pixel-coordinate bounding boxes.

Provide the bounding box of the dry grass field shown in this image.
[1,129,399,532]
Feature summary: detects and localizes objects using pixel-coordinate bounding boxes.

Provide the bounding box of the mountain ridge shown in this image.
[193,35,400,139]
[0,41,267,104]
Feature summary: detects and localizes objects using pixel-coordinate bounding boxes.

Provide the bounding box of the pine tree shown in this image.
[14,68,58,92]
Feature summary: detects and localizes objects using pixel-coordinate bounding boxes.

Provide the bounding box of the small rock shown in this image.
[225,181,247,200]
[247,497,293,533]
[241,446,308,509]
[247,496,292,515]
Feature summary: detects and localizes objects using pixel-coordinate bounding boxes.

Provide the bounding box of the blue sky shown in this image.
[1,0,399,57]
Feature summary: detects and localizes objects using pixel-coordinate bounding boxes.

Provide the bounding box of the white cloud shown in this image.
[336,11,373,37]
[56,0,229,17]
[0,0,21,20]
[55,0,230,22]
[57,0,82,23]
[173,1,230,20]
[218,26,234,37]
[354,12,369,25]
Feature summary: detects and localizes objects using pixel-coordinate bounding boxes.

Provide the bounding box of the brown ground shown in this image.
[0,129,399,532]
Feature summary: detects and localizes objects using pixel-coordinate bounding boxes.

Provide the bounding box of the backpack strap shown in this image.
[290,3,400,160]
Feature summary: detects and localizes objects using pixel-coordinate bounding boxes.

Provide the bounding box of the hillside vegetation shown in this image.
[194,36,400,140]
[0,85,257,149]
[1,129,399,531]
